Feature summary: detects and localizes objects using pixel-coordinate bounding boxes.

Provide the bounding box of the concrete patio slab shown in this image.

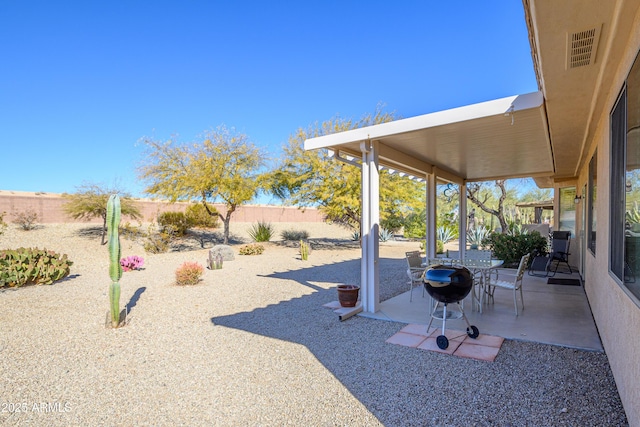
[362,271,603,351]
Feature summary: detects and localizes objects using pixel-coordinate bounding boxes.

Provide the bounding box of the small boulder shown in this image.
[209,245,235,261]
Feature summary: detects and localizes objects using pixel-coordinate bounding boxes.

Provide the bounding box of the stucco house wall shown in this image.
[574,12,640,425]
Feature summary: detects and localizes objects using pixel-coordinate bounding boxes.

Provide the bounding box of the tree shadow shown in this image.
[73,225,104,240]
[170,229,246,252]
[273,238,359,251]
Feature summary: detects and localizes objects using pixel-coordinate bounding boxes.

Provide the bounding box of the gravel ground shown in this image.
[0,223,628,426]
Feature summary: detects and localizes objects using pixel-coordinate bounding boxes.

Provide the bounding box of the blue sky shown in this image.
[0,1,537,202]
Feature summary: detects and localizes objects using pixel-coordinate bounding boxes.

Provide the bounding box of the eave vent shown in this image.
[567,25,601,69]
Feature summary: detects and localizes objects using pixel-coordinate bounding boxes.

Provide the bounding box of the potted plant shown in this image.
[337,284,360,307]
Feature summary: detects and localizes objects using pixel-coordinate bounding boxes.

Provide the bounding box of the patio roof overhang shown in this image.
[304,91,553,185]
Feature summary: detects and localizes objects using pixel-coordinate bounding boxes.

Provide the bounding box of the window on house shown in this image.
[610,50,640,302]
[558,187,576,236]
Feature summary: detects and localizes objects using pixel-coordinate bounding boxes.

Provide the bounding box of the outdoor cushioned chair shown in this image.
[405,251,425,302]
[485,253,530,316]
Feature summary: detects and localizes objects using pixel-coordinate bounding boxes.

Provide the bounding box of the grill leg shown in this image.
[458,302,472,329]
[441,304,447,336]
[426,300,440,331]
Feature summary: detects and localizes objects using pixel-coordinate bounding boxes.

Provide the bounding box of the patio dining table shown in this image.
[423,258,504,313]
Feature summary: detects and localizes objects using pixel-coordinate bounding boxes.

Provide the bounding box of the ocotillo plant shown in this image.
[300,240,309,261]
[107,194,122,327]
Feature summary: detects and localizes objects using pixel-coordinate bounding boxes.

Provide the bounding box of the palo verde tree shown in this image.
[138,126,266,244]
[62,183,142,245]
[466,179,534,233]
[267,108,425,232]
[466,180,511,233]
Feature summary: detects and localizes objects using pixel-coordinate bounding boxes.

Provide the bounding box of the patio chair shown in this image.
[485,253,530,316]
[528,231,572,277]
[405,251,425,302]
[464,249,492,260]
[546,231,572,276]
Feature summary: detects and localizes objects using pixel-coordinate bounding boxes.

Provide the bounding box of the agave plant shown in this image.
[248,221,274,242]
[467,226,490,249]
[436,225,457,244]
[379,227,394,242]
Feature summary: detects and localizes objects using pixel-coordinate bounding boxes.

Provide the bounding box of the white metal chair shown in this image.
[464,249,492,260]
[485,253,530,316]
[405,251,425,302]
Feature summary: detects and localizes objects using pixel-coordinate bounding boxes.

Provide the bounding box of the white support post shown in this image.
[426,173,437,259]
[459,182,467,259]
[360,140,380,314]
[360,143,370,308]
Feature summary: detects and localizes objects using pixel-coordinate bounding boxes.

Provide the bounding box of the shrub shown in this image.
[0,212,6,235]
[248,221,274,242]
[175,262,204,286]
[120,221,145,241]
[120,255,144,271]
[280,229,310,241]
[239,243,264,255]
[185,203,219,228]
[436,240,444,254]
[482,231,548,267]
[403,211,426,239]
[351,230,361,241]
[13,207,39,231]
[157,211,193,236]
[143,223,171,254]
[0,248,73,287]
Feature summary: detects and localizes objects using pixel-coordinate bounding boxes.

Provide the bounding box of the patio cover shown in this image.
[305,91,553,183]
[304,91,553,314]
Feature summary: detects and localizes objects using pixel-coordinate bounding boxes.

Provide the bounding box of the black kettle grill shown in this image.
[424,265,480,349]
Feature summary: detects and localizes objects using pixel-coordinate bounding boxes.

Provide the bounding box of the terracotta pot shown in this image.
[337,285,360,307]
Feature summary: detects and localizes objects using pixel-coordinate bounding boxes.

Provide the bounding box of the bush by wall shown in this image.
[157,211,193,236]
[185,203,219,228]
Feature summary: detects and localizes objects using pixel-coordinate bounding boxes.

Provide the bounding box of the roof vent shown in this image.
[567,25,601,69]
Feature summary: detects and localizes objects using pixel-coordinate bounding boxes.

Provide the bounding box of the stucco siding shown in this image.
[579,19,640,425]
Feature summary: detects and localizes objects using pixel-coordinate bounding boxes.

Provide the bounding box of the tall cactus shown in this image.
[300,240,309,261]
[107,194,122,327]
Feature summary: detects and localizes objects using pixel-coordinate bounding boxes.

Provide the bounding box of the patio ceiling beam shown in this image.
[336,146,433,179]
[377,142,433,176]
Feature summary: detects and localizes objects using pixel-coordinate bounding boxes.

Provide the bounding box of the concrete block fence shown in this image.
[0,190,324,224]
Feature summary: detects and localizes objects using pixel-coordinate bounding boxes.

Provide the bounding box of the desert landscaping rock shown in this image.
[0,222,627,426]
[209,244,236,261]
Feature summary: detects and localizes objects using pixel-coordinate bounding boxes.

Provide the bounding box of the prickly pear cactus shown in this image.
[107,194,123,327]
